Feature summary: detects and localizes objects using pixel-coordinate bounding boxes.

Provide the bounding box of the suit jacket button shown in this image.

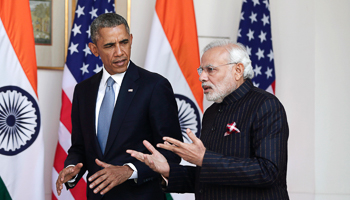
[211,127,215,131]
[199,189,203,193]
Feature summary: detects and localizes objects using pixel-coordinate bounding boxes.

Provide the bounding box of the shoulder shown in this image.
[246,86,283,107]
[247,87,286,117]
[135,64,167,82]
[132,63,171,87]
[74,71,101,93]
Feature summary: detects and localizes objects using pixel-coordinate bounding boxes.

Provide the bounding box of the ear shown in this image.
[88,42,99,57]
[234,63,245,81]
[130,34,133,46]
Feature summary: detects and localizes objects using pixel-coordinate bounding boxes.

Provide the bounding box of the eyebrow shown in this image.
[120,39,129,43]
[202,64,213,68]
[103,39,129,47]
[103,42,115,47]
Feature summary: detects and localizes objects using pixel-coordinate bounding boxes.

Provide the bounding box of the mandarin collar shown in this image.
[221,79,253,105]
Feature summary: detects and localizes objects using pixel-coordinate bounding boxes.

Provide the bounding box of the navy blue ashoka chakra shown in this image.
[0,86,41,156]
[175,94,201,143]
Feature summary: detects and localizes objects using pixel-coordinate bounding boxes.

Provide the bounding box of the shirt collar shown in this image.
[101,61,130,86]
[222,79,253,105]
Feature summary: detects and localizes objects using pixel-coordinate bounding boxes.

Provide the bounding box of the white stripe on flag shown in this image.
[266,85,274,94]
[62,65,78,102]
[144,12,202,117]
[58,122,72,153]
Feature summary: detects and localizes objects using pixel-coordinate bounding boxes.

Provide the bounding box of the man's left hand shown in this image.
[88,159,133,195]
[158,128,206,166]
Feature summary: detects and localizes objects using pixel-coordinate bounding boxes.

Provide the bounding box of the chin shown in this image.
[112,67,128,74]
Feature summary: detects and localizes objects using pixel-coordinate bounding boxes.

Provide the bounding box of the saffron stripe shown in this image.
[155,0,203,111]
[0,0,37,95]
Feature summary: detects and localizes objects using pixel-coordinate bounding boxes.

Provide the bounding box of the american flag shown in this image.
[52,1,115,200]
[237,0,276,94]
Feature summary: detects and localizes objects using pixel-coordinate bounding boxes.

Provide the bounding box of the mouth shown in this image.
[202,85,212,93]
[113,59,127,67]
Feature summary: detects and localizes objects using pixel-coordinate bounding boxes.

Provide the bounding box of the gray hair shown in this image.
[90,13,130,44]
[203,40,254,79]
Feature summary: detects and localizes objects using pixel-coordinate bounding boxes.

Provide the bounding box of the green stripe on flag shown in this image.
[0,177,12,200]
[166,193,173,200]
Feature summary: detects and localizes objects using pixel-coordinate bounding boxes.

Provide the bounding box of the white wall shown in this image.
[271,1,316,199]
[37,70,62,200]
[38,0,350,199]
[315,1,350,199]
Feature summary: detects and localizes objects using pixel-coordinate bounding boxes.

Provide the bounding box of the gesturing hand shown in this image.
[158,128,206,166]
[56,163,83,196]
[88,159,133,195]
[127,140,170,178]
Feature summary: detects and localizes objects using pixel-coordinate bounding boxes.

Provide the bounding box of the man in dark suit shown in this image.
[55,13,182,200]
[128,40,289,199]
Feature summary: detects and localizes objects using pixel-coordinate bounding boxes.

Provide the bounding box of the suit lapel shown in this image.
[86,71,104,158]
[104,62,139,155]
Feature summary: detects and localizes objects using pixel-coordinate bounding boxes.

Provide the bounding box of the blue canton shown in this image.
[237,0,275,92]
[66,0,115,83]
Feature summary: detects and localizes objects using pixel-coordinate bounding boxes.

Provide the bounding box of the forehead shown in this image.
[97,24,129,42]
[201,47,229,65]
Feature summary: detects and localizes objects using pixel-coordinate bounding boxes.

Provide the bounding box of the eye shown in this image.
[104,44,114,48]
[121,40,129,45]
[207,67,214,72]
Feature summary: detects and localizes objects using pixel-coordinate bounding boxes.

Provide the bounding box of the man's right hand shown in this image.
[127,140,170,178]
[56,163,83,196]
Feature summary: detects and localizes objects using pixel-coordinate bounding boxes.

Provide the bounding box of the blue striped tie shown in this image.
[97,77,115,154]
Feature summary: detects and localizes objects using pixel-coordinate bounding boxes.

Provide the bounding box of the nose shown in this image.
[199,71,208,83]
[114,45,123,57]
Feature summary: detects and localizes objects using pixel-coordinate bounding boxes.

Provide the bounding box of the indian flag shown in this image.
[0,0,45,199]
[144,0,202,199]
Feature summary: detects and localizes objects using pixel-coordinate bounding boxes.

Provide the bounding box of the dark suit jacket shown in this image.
[166,79,289,200]
[65,61,182,200]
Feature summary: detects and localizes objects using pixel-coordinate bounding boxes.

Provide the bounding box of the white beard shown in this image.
[203,73,236,103]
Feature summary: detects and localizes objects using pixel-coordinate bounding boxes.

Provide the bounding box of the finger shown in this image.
[59,168,70,182]
[158,142,187,158]
[186,128,199,144]
[56,179,62,195]
[127,150,145,162]
[143,140,160,155]
[95,159,110,168]
[71,163,83,175]
[162,136,184,147]
[88,169,104,182]
[126,149,137,155]
[100,180,115,195]
[164,141,173,146]
[157,143,177,152]
[74,163,83,170]
[90,173,107,191]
